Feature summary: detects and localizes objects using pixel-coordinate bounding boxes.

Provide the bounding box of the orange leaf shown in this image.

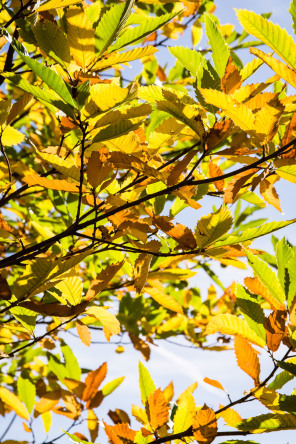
[203,377,224,391]
[167,150,197,186]
[193,406,217,444]
[221,57,242,95]
[82,362,107,405]
[282,112,296,158]
[206,119,234,152]
[86,262,124,301]
[86,151,113,189]
[153,215,197,250]
[260,179,281,212]
[209,162,224,192]
[34,389,61,417]
[224,168,259,204]
[76,320,91,347]
[234,336,260,385]
[23,174,85,193]
[133,253,152,294]
[146,388,169,431]
[264,310,287,352]
[244,277,285,310]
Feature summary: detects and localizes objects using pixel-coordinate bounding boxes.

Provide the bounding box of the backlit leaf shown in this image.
[234,336,260,385]
[205,13,230,78]
[139,362,156,406]
[146,388,169,430]
[86,307,120,341]
[195,206,233,248]
[193,406,217,444]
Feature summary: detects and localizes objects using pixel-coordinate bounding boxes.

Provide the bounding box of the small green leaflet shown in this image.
[102,376,125,396]
[205,13,230,78]
[17,371,36,413]
[138,361,156,405]
[169,46,207,79]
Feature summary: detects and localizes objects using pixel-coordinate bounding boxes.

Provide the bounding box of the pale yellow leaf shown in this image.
[145,286,183,314]
[1,125,25,145]
[0,387,29,420]
[86,307,120,341]
[37,0,82,11]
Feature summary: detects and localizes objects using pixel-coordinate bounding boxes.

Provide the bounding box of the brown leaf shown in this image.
[86,151,113,189]
[167,150,197,186]
[153,215,197,250]
[264,310,287,352]
[82,362,107,405]
[260,179,281,212]
[108,409,131,425]
[282,112,296,158]
[60,116,77,134]
[88,409,99,442]
[206,119,234,152]
[19,301,88,317]
[208,162,225,192]
[234,336,261,385]
[86,262,124,301]
[76,320,91,347]
[0,275,12,300]
[146,388,169,431]
[224,168,259,204]
[129,333,151,361]
[133,253,152,294]
[63,378,85,399]
[193,405,217,444]
[173,185,201,210]
[221,57,243,95]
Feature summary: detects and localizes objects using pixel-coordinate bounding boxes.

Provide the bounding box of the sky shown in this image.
[3,1,296,444]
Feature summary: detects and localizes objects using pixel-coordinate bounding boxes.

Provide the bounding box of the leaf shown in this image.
[276,360,296,377]
[61,343,81,381]
[192,19,203,47]
[145,286,183,314]
[205,313,265,347]
[36,0,82,11]
[92,46,157,71]
[17,372,36,414]
[276,164,296,183]
[86,261,124,301]
[102,376,125,397]
[37,151,82,183]
[174,391,196,436]
[139,362,156,406]
[203,378,225,391]
[236,9,296,70]
[219,405,242,428]
[235,284,266,342]
[110,10,182,52]
[76,320,91,347]
[153,216,197,250]
[244,277,285,310]
[245,250,286,306]
[199,88,255,134]
[15,49,77,109]
[221,58,243,95]
[1,125,25,146]
[23,174,82,193]
[0,387,29,420]
[146,388,169,431]
[264,310,287,352]
[55,276,83,306]
[82,362,107,404]
[215,219,296,247]
[205,13,230,78]
[237,413,296,432]
[169,46,207,78]
[94,0,134,55]
[134,253,152,294]
[224,169,259,204]
[260,179,281,212]
[193,406,217,444]
[234,336,260,385]
[86,307,120,341]
[195,207,233,248]
[34,390,61,416]
[92,120,141,144]
[66,7,95,70]
[34,21,70,68]
[290,0,296,35]
[88,409,98,443]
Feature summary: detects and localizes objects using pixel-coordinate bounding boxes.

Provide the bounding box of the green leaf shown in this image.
[168,46,207,78]
[63,432,93,444]
[55,276,83,306]
[61,343,81,381]
[95,0,134,55]
[205,13,230,78]
[276,238,293,298]
[110,9,181,52]
[102,376,125,396]
[15,50,77,109]
[268,370,294,390]
[245,250,285,306]
[48,354,68,382]
[3,72,74,116]
[279,394,296,412]
[17,371,36,414]
[236,9,296,70]
[215,219,296,247]
[276,360,296,377]
[138,361,156,405]
[287,255,296,308]
[236,284,266,343]
[34,21,71,68]
[92,119,142,144]
[14,257,56,300]
[238,413,296,432]
[290,0,296,35]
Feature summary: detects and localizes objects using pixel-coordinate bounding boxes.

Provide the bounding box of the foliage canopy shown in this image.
[1,0,296,443]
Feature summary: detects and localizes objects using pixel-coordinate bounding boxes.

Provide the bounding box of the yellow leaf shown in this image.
[218,404,242,427]
[36,0,82,11]
[105,132,141,154]
[88,409,99,442]
[85,83,130,116]
[174,392,196,436]
[205,313,265,347]
[41,411,51,433]
[192,18,203,47]
[254,100,284,144]
[244,277,285,310]
[195,206,233,248]
[0,387,29,420]
[145,286,183,314]
[86,307,120,341]
[66,7,95,70]
[54,276,83,306]
[254,387,280,412]
[76,320,91,347]
[276,165,296,183]
[1,125,25,145]
[91,46,158,71]
[199,88,255,134]
[34,389,61,417]
[234,336,261,385]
